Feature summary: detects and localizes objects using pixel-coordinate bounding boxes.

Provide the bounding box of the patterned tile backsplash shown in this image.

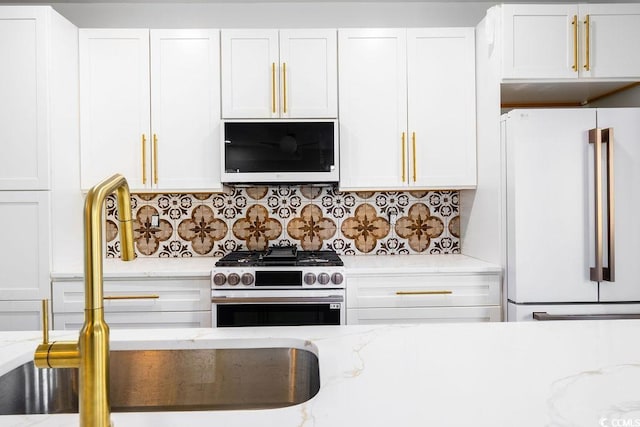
[105,186,460,258]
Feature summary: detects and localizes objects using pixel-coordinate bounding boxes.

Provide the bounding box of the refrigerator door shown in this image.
[596,108,640,301]
[505,109,598,303]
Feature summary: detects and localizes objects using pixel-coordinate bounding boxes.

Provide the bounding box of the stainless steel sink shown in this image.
[0,347,319,415]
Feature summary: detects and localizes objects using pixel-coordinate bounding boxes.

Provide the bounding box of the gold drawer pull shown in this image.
[396,290,452,295]
[104,295,160,300]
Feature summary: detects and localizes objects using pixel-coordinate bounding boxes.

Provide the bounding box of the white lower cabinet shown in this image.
[0,300,45,331]
[52,278,211,330]
[346,272,501,324]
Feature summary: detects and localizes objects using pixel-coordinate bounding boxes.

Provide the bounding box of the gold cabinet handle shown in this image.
[572,15,578,72]
[401,132,406,182]
[282,62,287,114]
[412,132,417,182]
[153,133,158,185]
[271,62,276,114]
[584,15,590,71]
[104,295,160,300]
[141,134,147,185]
[396,290,453,295]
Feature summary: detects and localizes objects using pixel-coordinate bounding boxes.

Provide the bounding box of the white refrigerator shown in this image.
[504,108,640,321]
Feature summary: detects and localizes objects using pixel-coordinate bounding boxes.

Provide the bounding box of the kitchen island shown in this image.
[2,320,640,427]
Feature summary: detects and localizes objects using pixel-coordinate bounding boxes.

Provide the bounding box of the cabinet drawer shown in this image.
[346,273,500,308]
[53,311,211,330]
[52,278,210,313]
[0,300,44,331]
[347,306,501,325]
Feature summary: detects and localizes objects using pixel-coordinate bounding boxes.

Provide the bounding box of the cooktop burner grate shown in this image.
[215,246,343,267]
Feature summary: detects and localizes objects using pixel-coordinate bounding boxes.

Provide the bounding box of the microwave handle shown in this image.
[212,296,344,304]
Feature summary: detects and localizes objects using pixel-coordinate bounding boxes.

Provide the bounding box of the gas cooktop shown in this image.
[215,246,344,267]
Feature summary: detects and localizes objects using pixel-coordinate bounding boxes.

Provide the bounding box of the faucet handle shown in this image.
[41,299,49,345]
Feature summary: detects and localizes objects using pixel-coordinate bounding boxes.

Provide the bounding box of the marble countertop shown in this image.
[2,320,640,427]
[51,254,500,280]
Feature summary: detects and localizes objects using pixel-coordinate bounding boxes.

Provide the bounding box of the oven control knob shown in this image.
[318,272,330,285]
[331,272,344,285]
[304,272,317,285]
[227,273,240,286]
[213,273,226,286]
[241,273,254,286]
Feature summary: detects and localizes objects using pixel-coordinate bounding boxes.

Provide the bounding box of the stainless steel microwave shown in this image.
[220,119,339,184]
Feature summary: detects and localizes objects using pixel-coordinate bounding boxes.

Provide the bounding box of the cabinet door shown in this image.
[279,29,337,118]
[347,306,501,325]
[221,30,279,118]
[80,29,151,190]
[150,29,222,191]
[338,29,407,190]
[0,300,45,331]
[0,192,50,300]
[501,4,579,79]
[54,311,211,330]
[407,28,476,189]
[580,4,640,78]
[0,7,49,189]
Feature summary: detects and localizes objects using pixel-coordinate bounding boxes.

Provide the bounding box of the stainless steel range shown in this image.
[211,246,345,327]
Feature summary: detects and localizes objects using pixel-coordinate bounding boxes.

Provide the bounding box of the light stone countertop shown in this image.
[51,254,501,281]
[2,320,640,427]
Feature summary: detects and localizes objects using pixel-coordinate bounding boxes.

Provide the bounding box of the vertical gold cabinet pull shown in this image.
[412,132,417,182]
[584,15,591,71]
[141,134,147,185]
[153,134,158,185]
[572,15,578,72]
[271,62,276,114]
[282,62,287,114]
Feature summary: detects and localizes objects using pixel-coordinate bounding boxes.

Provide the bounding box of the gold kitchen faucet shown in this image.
[35,174,135,427]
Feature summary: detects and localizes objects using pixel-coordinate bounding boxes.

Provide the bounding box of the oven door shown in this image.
[211,289,345,327]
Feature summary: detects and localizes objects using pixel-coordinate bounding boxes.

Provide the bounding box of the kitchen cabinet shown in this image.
[80,29,222,192]
[338,28,476,191]
[346,271,501,324]
[501,3,640,80]
[52,278,212,330]
[0,6,77,331]
[0,6,73,190]
[0,192,50,331]
[221,29,337,118]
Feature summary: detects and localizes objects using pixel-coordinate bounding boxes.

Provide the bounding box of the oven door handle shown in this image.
[211,296,344,304]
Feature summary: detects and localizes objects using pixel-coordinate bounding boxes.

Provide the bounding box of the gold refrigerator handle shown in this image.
[401,132,406,182]
[153,134,158,185]
[272,62,276,114]
[572,15,578,72]
[584,15,591,71]
[282,62,287,114]
[412,132,417,182]
[141,134,147,185]
[589,128,615,282]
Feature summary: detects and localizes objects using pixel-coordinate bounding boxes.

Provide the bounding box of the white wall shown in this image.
[52,2,493,28]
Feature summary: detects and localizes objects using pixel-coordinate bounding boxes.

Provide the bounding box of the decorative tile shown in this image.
[287,204,337,251]
[395,203,444,253]
[232,204,283,251]
[106,189,460,258]
[177,205,227,255]
[341,203,391,254]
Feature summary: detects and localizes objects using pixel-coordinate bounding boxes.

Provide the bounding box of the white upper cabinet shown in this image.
[339,28,476,191]
[0,7,50,189]
[502,3,640,80]
[221,29,337,118]
[338,29,407,190]
[407,28,476,189]
[149,30,221,191]
[80,29,222,192]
